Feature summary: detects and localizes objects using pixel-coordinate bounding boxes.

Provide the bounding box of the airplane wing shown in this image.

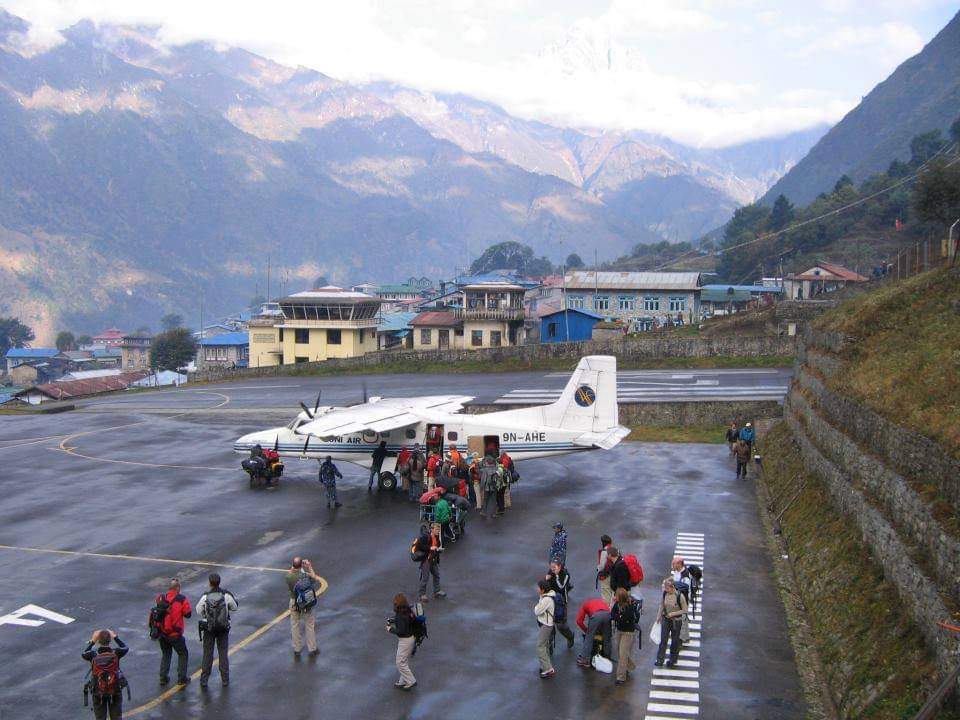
[572,426,631,450]
[294,395,473,438]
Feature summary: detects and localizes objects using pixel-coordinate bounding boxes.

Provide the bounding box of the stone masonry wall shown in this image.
[191,335,797,383]
[788,388,960,604]
[783,406,959,675]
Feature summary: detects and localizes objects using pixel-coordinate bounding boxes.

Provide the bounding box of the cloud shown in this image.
[0,0,942,148]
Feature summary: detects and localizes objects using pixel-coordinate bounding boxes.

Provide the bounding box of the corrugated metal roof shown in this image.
[5,348,58,359]
[703,284,784,294]
[539,307,604,321]
[200,331,249,346]
[701,289,752,303]
[564,271,702,291]
[410,311,461,327]
[377,312,419,332]
[21,370,151,399]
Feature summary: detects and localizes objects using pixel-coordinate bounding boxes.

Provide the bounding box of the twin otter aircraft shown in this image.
[233,355,628,490]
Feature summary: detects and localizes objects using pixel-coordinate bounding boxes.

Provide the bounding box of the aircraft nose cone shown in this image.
[233,432,261,453]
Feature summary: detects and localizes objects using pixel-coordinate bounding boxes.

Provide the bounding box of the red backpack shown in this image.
[624,555,644,586]
[91,650,121,697]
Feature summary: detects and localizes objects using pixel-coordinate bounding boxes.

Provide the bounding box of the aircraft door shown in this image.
[426,424,444,456]
[483,434,500,458]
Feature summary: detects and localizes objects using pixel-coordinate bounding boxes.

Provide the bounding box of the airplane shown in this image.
[233,355,629,490]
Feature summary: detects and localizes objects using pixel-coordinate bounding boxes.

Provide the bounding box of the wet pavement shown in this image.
[0,376,805,720]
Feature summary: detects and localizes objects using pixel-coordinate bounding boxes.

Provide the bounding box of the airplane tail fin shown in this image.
[540,355,619,432]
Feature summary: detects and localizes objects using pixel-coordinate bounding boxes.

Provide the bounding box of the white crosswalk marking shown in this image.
[646,531,705,720]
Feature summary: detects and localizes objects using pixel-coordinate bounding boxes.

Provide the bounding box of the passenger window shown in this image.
[447,431,458,441]
[405,428,416,439]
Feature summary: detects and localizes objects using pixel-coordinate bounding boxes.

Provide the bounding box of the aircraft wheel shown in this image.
[378,471,397,491]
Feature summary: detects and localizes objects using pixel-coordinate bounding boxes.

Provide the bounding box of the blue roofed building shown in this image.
[198,331,249,368]
[377,312,418,350]
[538,308,603,343]
[5,347,58,374]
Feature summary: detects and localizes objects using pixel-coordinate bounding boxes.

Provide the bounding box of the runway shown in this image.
[0,370,804,719]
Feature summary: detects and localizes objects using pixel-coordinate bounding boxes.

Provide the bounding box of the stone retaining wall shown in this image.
[466,399,783,427]
[788,389,960,603]
[783,406,959,675]
[192,335,797,383]
[793,366,960,510]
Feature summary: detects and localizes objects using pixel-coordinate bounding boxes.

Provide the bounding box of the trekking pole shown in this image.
[773,479,808,534]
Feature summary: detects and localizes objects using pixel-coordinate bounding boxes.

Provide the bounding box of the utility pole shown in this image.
[562,264,570,343]
[198,288,204,371]
[266,255,272,302]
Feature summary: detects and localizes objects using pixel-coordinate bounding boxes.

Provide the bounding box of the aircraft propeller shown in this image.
[299,391,324,419]
[273,435,280,453]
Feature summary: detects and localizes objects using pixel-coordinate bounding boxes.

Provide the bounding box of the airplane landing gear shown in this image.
[378,471,398,491]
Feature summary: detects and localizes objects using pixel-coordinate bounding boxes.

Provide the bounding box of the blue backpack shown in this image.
[294,577,318,612]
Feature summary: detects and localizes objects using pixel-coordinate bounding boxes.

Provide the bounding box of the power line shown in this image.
[652,142,960,272]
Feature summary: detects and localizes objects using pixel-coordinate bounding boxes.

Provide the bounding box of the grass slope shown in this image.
[817,266,960,458]
[762,422,955,719]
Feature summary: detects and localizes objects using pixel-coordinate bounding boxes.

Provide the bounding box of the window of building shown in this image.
[547,322,558,339]
[643,296,660,311]
[594,295,610,311]
[358,329,364,343]
[295,356,309,364]
[420,328,432,345]
[618,295,636,311]
[567,295,584,310]
[327,329,341,344]
[471,330,483,346]
[454,327,464,337]
[669,296,687,312]
[447,431,458,441]
[490,330,502,347]
[278,328,284,342]
[294,328,309,344]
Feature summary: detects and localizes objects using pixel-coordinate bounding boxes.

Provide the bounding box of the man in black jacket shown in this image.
[82,629,129,719]
[369,441,397,491]
[546,559,575,649]
[607,547,632,595]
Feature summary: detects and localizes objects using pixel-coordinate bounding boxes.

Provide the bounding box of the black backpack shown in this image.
[205,591,230,634]
[411,604,428,654]
[148,596,170,640]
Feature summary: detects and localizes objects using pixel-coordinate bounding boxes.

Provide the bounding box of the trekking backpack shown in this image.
[411,603,428,654]
[205,591,230,634]
[148,595,170,640]
[684,565,702,612]
[411,535,428,563]
[293,577,318,612]
[89,650,129,699]
[553,590,567,624]
[623,554,644,586]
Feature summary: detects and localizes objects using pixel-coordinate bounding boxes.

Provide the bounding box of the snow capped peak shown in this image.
[536,20,649,76]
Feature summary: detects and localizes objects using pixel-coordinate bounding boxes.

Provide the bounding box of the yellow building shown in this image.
[247,289,380,367]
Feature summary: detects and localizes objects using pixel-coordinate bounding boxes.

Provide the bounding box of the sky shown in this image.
[3,0,958,147]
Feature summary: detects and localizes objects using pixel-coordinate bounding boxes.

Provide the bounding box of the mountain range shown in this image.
[764,9,960,205]
[0,9,824,340]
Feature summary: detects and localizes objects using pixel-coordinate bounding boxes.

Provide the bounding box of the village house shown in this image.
[4,347,59,374]
[198,331,249,368]
[782,262,869,300]
[563,271,703,329]
[120,334,152,371]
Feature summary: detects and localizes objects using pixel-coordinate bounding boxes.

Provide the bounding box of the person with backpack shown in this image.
[387,593,420,691]
[655,577,688,667]
[197,573,238,689]
[425,449,441,492]
[575,597,612,668]
[550,522,568,565]
[413,524,446,601]
[433,494,454,543]
[318,456,343,509]
[546,559,575,649]
[82,629,129,719]
[396,445,412,494]
[467,453,481,508]
[285,557,321,657]
[725,422,739,454]
[408,444,426,501]
[479,455,502,518]
[610,588,640,685]
[739,422,755,452]
[596,535,614,606]
[534,579,557,678]
[734,437,751,479]
[499,450,516,509]
[607,547,632,596]
[152,578,192,687]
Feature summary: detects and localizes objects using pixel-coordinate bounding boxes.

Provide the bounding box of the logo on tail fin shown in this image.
[575,385,596,407]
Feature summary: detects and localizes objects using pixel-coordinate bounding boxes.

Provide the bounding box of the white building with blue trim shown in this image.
[562,271,703,328]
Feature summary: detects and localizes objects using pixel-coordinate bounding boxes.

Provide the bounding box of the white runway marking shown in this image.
[646,531,705,720]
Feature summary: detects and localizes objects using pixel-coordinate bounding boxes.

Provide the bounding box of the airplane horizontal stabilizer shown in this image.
[573,426,631,450]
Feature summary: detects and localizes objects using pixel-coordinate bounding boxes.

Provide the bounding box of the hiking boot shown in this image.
[308,649,319,657]
[665,660,676,668]
[394,681,406,688]
[401,681,417,691]
[334,502,342,507]
[179,677,191,686]
[615,678,625,685]
[222,679,229,687]
[654,660,664,667]
[539,668,556,679]
[434,590,447,598]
